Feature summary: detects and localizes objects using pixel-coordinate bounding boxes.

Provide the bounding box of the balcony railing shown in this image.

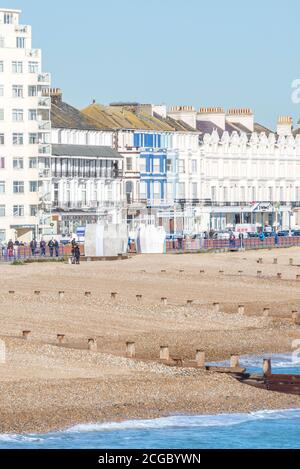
[38,73,51,83]
[38,97,51,108]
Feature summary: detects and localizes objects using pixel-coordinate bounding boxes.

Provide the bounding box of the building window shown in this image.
[12,85,23,98]
[211,186,217,202]
[0,181,5,194]
[126,157,133,171]
[29,158,37,169]
[12,109,24,122]
[0,157,5,169]
[179,160,185,173]
[13,205,24,217]
[4,13,13,24]
[0,85,3,97]
[0,205,5,217]
[139,157,146,173]
[30,205,38,217]
[13,158,24,170]
[0,134,4,145]
[29,181,38,192]
[13,181,24,193]
[167,158,172,172]
[0,109,4,120]
[12,61,23,73]
[13,133,23,145]
[28,86,37,97]
[29,133,38,144]
[153,158,161,173]
[28,109,37,120]
[16,37,25,49]
[140,181,147,198]
[0,36,4,48]
[191,159,197,173]
[28,61,39,73]
[192,182,198,199]
[0,229,5,241]
[178,182,185,198]
[0,61,3,72]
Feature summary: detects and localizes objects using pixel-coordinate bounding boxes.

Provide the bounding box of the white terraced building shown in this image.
[168,107,300,231]
[0,8,51,242]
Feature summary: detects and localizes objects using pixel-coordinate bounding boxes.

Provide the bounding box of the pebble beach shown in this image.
[1,247,300,434]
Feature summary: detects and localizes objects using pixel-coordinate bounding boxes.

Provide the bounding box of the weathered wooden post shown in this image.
[257,270,262,277]
[195,350,206,367]
[230,354,240,368]
[34,290,40,296]
[22,330,31,340]
[296,275,300,281]
[293,312,300,325]
[200,269,205,274]
[111,292,117,301]
[88,338,97,352]
[263,358,272,376]
[289,258,294,266]
[273,258,278,265]
[57,334,65,344]
[238,304,245,315]
[186,300,193,307]
[85,291,91,298]
[160,345,170,361]
[277,273,282,279]
[161,297,167,306]
[213,302,220,313]
[9,290,15,295]
[59,291,65,299]
[263,307,270,317]
[126,341,136,358]
[136,294,143,302]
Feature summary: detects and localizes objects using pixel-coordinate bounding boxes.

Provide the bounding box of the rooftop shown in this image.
[52,144,122,159]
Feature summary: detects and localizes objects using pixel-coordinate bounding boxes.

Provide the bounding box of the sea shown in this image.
[0,353,300,449]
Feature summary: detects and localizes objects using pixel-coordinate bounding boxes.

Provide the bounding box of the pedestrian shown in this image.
[54,239,60,257]
[40,239,46,256]
[48,238,54,257]
[30,239,37,256]
[229,232,236,248]
[74,244,80,265]
[238,232,244,249]
[274,231,279,246]
[7,239,14,258]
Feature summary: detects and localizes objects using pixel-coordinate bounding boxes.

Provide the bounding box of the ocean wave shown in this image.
[0,434,43,443]
[209,353,300,370]
[66,408,300,433]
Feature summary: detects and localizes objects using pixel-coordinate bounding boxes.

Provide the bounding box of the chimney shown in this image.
[277,116,293,136]
[197,107,225,130]
[167,105,196,129]
[226,108,254,132]
[50,88,62,105]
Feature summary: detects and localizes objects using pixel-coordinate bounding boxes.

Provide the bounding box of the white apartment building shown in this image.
[0,8,51,242]
[50,90,124,235]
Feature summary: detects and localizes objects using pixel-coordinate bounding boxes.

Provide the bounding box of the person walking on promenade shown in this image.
[40,239,46,256]
[74,244,80,265]
[229,232,236,248]
[54,239,59,257]
[7,239,14,258]
[48,239,54,257]
[274,231,279,246]
[30,239,37,257]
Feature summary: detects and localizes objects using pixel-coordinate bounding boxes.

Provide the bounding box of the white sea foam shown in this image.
[210,353,300,370]
[66,408,300,434]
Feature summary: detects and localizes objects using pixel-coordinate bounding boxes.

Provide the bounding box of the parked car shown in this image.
[292,230,300,236]
[278,230,289,237]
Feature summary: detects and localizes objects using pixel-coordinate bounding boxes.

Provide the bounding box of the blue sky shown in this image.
[8,0,300,128]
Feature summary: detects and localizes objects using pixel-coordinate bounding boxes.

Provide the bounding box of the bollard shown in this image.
[273,258,278,265]
[126,341,136,358]
[161,297,167,306]
[195,350,206,367]
[289,258,294,266]
[57,334,65,344]
[59,291,65,299]
[293,312,300,325]
[136,294,142,302]
[9,291,15,295]
[263,358,272,376]
[213,302,220,313]
[238,304,245,315]
[263,307,270,317]
[230,354,240,368]
[111,292,117,300]
[22,330,31,340]
[277,273,282,279]
[160,345,170,361]
[34,290,40,296]
[186,300,193,306]
[88,338,97,352]
[85,291,91,298]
